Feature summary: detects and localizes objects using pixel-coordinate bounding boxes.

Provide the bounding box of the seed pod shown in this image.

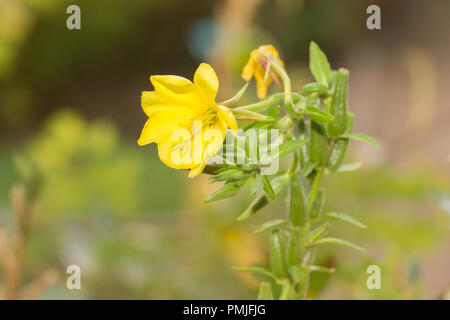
[270,229,287,279]
[287,227,302,266]
[327,113,354,171]
[327,139,348,172]
[328,69,349,138]
[309,189,325,219]
[289,175,306,226]
[297,120,309,169]
[309,121,328,166]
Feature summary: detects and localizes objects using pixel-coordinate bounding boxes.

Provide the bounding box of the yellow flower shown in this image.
[242,45,284,99]
[138,63,237,178]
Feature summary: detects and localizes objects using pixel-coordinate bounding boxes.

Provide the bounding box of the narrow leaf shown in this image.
[323,212,367,229]
[250,175,264,196]
[309,237,364,252]
[309,41,331,86]
[262,175,276,200]
[238,194,269,221]
[309,121,328,166]
[232,266,275,279]
[309,189,325,219]
[254,219,289,233]
[287,227,302,266]
[301,82,329,95]
[221,82,249,106]
[203,183,239,203]
[341,133,381,149]
[305,105,335,123]
[306,222,330,242]
[336,161,362,172]
[309,265,335,273]
[232,109,274,121]
[289,175,306,226]
[301,161,318,177]
[270,229,288,279]
[327,69,349,137]
[274,139,306,159]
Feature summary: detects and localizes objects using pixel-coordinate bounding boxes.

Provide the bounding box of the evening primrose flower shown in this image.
[138,63,237,178]
[242,45,284,99]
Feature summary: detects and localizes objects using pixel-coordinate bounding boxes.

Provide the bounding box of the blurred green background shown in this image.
[0,0,449,299]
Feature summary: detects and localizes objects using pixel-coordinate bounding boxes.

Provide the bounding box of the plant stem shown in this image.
[279,280,291,300]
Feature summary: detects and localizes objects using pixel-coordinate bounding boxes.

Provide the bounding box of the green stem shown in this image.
[287,152,298,177]
[270,62,302,118]
[234,92,303,112]
[306,170,324,214]
[299,247,317,299]
[279,281,291,300]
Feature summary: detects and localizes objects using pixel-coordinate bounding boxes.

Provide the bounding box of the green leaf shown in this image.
[288,265,304,283]
[306,169,324,214]
[221,82,249,106]
[327,69,349,137]
[309,237,364,252]
[257,282,274,300]
[306,222,330,242]
[254,219,289,233]
[238,174,290,220]
[341,133,381,149]
[297,120,309,168]
[238,194,269,221]
[203,183,239,203]
[322,212,367,229]
[301,161,318,177]
[289,175,306,226]
[232,109,274,121]
[336,161,362,172]
[309,41,331,86]
[210,168,249,182]
[287,227,302,266]
[305,105,336,123]
[270,229,288,279]
[232,266,275,280]
[271,173,290,195]
[250,175,264,196]
[309,121,328,166]
[274,139,306,159]
[309,265,335,274]
[309,189,325,219]
[262,175,276,200]
[301,82,329,95]
[268,105,281,118]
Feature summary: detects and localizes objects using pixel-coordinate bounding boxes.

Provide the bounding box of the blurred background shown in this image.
[0,0,449,299]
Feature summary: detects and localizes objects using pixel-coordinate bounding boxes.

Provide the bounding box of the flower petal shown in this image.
[150,75,206,107]
[188,162,207,178]
[141,90,204,118]
[194,63,219,102]
[254,68,271,99]
[137,108,195,146]
[157,138,193,170]
[217,105,237,133]
[241,49,258,81]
